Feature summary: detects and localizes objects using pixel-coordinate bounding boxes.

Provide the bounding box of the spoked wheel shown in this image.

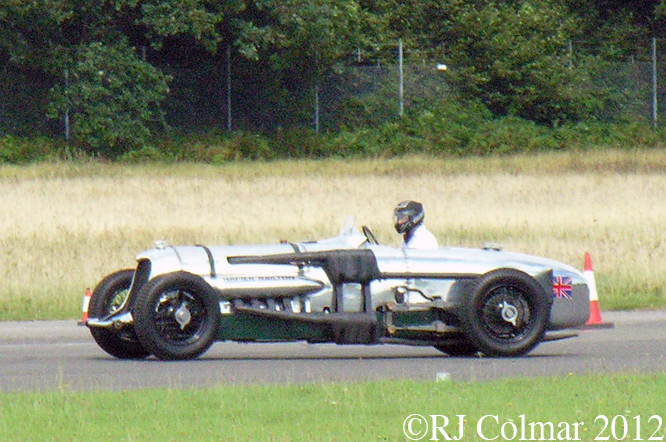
[133,272,220,360]
[459,269,551,357]
[88,269,151,359]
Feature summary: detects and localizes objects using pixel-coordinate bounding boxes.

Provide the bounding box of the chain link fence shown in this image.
[158,58,453,133]
[2,39,666,138]
[572,39,663,126]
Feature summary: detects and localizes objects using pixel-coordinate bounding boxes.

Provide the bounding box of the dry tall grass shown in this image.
[1,148,664,319]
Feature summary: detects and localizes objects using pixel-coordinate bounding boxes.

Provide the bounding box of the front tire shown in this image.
[89,269,151,360]
[133,272,220,360]
[459,269,551,357]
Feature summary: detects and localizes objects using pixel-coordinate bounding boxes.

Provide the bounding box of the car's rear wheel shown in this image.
[133,272,220,360]
[89,269,151,359]
[459,269,551,357]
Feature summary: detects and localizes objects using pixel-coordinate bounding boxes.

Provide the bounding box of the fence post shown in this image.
[398,39,404,117]
[652,37,658,129]
[567,40,573,69]
[314,83,320,133]
[226,45,232,131]
[64,69,70,141]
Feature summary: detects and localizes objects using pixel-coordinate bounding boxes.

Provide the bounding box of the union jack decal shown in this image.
[552,276,573,299]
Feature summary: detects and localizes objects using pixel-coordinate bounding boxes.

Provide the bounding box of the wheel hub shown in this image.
[480,287,533,340]
[499,301,518,326]
[174,303,192,330]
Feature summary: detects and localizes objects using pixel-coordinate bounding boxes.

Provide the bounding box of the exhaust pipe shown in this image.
[86,312,133,329]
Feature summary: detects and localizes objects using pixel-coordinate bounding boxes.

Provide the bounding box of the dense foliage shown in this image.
[2,0,666,158]
[47,41,170,154]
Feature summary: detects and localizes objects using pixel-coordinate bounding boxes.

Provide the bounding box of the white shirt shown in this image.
[402,224,439,250]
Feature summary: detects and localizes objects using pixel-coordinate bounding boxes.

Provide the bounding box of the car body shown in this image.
[82,218,590,360]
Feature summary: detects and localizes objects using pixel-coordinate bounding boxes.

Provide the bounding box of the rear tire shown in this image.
[459,269,551,357]
[89,269,151,360]
[133,272,220,360]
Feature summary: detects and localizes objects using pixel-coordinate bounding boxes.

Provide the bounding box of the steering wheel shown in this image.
[362,225,380,245]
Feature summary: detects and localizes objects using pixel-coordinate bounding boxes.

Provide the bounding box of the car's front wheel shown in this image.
[89,269,151,360]
[133,272,220,360]
[459,269,551,357]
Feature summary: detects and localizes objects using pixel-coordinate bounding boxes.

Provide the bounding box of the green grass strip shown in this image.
[1,373,665,441]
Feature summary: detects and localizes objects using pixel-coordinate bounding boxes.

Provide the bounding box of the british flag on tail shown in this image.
[552,276,573,299]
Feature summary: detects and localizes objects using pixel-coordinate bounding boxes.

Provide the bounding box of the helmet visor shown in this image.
[394,211,409,225]
[393,211,410,233]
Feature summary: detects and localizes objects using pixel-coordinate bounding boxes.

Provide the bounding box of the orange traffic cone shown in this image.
[78,287,92,326]
[583,253,614,329]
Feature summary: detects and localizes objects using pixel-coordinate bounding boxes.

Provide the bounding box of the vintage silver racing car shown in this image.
[80,218,590,360]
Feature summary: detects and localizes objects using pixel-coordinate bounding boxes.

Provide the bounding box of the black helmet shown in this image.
[393,200,424,234]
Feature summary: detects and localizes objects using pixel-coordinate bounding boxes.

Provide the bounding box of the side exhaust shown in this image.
[86,312,133,329]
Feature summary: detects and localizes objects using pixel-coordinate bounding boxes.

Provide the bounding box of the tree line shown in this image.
[2,0,666,156]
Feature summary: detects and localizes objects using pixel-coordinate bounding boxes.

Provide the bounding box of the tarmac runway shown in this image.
[0,310,664,392]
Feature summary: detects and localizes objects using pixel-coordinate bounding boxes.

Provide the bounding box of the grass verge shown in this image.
[1,373,665,441]
[1,148,665,319]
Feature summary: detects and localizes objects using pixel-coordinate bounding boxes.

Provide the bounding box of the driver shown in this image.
[393,200,439,250]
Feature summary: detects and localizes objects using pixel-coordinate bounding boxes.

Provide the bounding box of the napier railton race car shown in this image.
[81,218,590,360]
